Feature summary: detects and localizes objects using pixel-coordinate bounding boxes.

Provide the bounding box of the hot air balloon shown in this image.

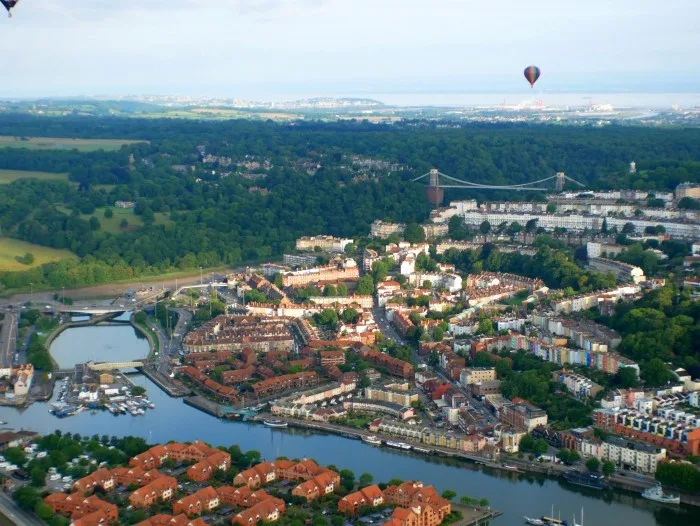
[1,0,20,17]
[523,65,541,88]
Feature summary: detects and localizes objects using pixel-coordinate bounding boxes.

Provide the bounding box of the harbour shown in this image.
[0,322,697,525]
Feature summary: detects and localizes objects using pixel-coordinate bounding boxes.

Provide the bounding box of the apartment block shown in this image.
[296,235,353,253]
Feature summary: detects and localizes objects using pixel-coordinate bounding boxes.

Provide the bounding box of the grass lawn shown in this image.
[0,136,147,152]
[56,206,172,234]
[501,290,530,306]
[0,237,76,271]
[0,169,69,184]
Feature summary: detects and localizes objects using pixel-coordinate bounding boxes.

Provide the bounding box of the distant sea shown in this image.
[267,92,700,109]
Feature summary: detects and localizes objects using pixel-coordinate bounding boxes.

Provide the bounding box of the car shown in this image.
[83,307,88,310]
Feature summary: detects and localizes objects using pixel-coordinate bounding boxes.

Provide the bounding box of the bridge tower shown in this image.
[555,172,566,192]
[426,168,444,206]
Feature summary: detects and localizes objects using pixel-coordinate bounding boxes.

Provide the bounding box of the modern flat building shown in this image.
[370,220,406,238]
[459,367,496,386]
[587,257,645,283]
[295,235,353,253]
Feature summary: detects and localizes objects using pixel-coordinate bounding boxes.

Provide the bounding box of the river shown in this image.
[1,323,698,526]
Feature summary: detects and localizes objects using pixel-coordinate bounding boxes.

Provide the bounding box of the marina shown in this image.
[0,322,696,525]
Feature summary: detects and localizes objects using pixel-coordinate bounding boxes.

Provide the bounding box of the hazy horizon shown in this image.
[1,1,699,98]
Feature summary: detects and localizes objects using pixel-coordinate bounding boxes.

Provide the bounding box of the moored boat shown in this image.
[562,470,607,490]
[523,518,545,526]
[263,420,288,428]
[386,441,411,450]
[641,484,680,505]
[362,435,382,445]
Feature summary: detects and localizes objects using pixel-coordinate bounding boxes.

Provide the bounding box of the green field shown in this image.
[0,237,76,271]
[0,136,147,152]
[0,169,69,184]
[55,206,172,235]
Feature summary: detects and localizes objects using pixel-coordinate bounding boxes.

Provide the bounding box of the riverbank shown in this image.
[180,400,700,509]
[3,266,233,301]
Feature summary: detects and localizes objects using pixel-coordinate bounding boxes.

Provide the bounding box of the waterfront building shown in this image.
[186,451,231,482]
[338,484,384,515]
[291,471,339,502]
[365,382,419,407]
[594,407,700,456]
[71,467,115,495]
[344,399,415,420]
[580,436,666,474]
[500,399,548,432]
[216,487,270,508]
[232,496,286,526]
[129,476,178,508]
[173,486,220,516]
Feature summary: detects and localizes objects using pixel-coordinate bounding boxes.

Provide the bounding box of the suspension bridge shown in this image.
[413,168,584,205]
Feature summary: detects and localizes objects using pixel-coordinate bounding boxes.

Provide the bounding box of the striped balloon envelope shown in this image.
[523,65,541,88]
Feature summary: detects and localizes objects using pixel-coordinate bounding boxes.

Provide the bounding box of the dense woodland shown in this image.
[1,116,699,291]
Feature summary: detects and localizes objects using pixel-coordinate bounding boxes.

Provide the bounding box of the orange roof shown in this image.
[361,484,383,500]
[272,459,296,470]
[134,514,174,526]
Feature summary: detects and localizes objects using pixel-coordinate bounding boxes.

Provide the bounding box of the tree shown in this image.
[677,197,700,210]
[585,457,600,472]
[602,461,616,476]
[30,466,47,487]
[119,218,129,228]
[479,220,491,234]
[622,222,635,234]
[546,203,557,213]
[404,223,425,244]
[355,275,375,295]
[359,473,374,488]
[336,283,348,296]
[525,219,538,233]
[131,386,146,396]
[614,367,638,388]
[34,501,54,521]
[441,490,457,501]
[340,469,355,491]
[104,208,114,218]
[13,485,41,510]
[89,216,101,231]
[20,252,35,265]
[532,439,548,456]
[323,285,337,297]
[641,358,673,387]
[432,326,444,342]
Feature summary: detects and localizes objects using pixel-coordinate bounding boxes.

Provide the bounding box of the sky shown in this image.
[1,0,699,99]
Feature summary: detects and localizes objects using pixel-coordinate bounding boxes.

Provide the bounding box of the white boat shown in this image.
[386,441,412,450]
[641,484,680,505]
[362,435,382,445]
[523,518,545,526]
[263,420,288,428]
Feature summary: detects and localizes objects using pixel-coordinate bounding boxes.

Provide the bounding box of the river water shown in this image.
[1,324,698,525]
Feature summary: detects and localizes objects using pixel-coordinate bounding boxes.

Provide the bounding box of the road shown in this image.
[0,491,44,526]
[155,307,192,374]
[0,312,17,368]
[372,307,408,346]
